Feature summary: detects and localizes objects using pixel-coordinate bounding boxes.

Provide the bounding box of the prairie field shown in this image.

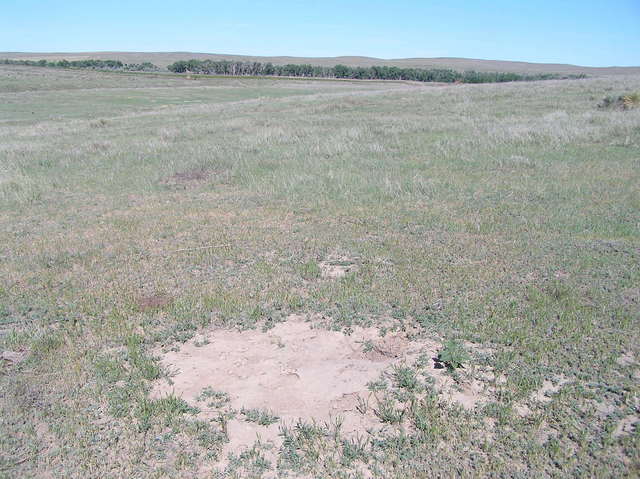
[1,64,639,478]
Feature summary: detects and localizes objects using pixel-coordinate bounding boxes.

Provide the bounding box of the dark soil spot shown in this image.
[137,294,172,311]
[161,168,211,189]
[171,169,209,182]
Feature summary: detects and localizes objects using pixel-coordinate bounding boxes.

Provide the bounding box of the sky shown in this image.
[2,0,639,67]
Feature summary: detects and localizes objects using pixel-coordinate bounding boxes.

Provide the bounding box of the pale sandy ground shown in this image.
[151,314,521,466]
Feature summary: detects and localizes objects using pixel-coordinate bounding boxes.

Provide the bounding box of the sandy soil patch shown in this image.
[160,167,212,190]
[1,350,28,364]
[152,315,498,460]
[616,351,636,367]
[613,415,639,438]
[515,375,571,417]
[153,317,405,450]
[318,256,357,279]
[136,293,173,311]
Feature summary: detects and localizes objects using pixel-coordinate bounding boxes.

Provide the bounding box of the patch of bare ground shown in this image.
[319,256,358,279]
[533,420,557,445]
[1,350,28,365]
[616,351,636,367]
[531,376,571,403]
[613,415,639,438]
[514,375,572,417]
[151,314,500,467]
[622,287,639,308]
[136,293,173,311]
[160,168,212,190]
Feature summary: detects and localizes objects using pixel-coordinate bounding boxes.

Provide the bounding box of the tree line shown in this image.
[167,59,586,83]
[0,57,587,83]
[0,58,159,72]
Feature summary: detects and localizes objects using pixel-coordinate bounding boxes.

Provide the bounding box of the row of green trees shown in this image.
[0,58,159,72]
[167,59,586,83]
[1,57,587,83]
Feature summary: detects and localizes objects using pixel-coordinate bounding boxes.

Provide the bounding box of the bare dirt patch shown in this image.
[1,350,28,365]
[616,351,636,367]
[515,375,572,417]
[161,168,211,189]
[531,375,571,403]
[318,256,358,279]
[153,317,403,452]
[136,293,173,311]
[613,415,639,438]
[152,315,499,463]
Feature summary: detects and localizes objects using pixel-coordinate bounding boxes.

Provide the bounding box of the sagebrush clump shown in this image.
[598,92,640,110]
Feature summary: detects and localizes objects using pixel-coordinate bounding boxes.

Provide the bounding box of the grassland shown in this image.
[1,64,639,478]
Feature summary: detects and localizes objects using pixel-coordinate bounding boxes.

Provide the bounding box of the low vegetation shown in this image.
[0,64,638,477]
[436,340,470,370]
[598,91,640,110]
[240,408,280,426]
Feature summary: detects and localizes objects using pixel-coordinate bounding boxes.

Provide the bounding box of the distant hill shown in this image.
[2,52,639,75]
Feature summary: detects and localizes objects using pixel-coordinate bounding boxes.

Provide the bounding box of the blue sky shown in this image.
[2,1,639,66]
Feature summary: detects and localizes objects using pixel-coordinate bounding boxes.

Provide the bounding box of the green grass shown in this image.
[1,64,639,477]
[240,408,280,426]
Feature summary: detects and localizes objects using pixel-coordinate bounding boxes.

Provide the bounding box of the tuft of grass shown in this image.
[392,365,422,392]
[240,407,279,426]
[135,394,199,432]
[373,395,405,425]
[298,260,322,280]
[125,334,161,380]
[195,386,231,409]
[366,378,388,392]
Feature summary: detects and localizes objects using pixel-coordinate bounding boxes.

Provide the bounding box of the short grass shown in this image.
[1,64,639,477]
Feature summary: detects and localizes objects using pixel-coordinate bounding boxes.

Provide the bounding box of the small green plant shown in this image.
[341,435,368,466]
[293,418,326,441]
[437,340,470,370]
[196,386,231,408]
[188,419,228,451]
[298,260,321,280]
[360,339,375,353]
[241,407,279,426]
[355,396,368,414]
[415,352,432,369]
[373,396,404,424]
[367,378,388,392]
[134,395,199,432]
[125,334,161,380]
[392,365,421,392]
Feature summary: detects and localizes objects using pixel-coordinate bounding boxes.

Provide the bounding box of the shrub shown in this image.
[622,92,640,109]
[598,92,640,110]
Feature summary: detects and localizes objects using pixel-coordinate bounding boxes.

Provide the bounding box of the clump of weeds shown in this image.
[436,340,470,370]
[241,407,279,426]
